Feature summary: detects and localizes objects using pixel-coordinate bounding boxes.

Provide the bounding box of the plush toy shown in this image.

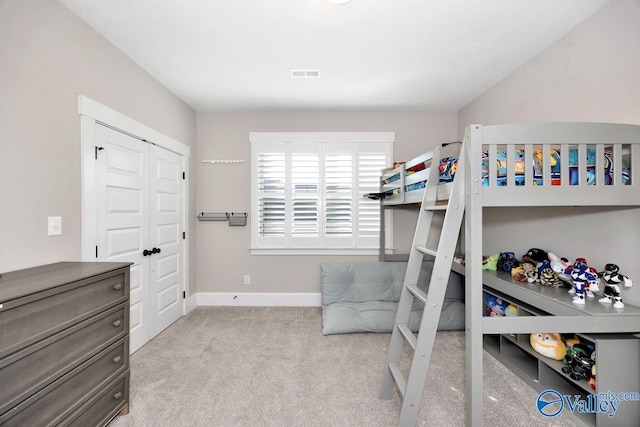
[510,265,528,282]
[548,252,573,284]
[522,262,539,283]
[521,248,549,265]
[537,260,565,288]
[598,263,633,308]
[482,254,499,271]
[562,335,581,351]
[484,295,509,316]
[504,304,518,317]
[530,333,567,360]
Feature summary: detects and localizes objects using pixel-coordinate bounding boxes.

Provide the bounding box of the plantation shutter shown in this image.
[256,145,287,247]
[291,145,320,247]
[251,132,393,253]
[324,144,355,247]
[357,144,388,248]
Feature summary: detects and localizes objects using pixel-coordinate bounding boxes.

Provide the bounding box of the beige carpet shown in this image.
[109,307,576,426]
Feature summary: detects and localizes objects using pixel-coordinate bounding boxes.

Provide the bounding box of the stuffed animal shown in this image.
[530,333,567,360]
[504,304,518,317]
[484,295,509,316]
[548,252,573,284]
[521,248,548,265]
[482,254,499,271]
[510,265,528,282]
[537,260,565,288]
[598,263,633,308]
[562,335,581,351]
[522,262,539,283]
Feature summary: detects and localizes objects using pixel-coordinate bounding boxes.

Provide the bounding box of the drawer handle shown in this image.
[112,320,122,328]
[113,392,123,400]
[113,283,123,291]
[112,355,122,364]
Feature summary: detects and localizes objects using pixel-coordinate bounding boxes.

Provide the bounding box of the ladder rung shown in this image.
[406,283,427,304]
[423,204,447,211]
[388,363,406,398]
[397,323,417,350]
[415,245,437,257]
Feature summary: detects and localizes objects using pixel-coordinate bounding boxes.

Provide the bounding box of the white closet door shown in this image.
[149,146,184,338]
[95,124,150,354]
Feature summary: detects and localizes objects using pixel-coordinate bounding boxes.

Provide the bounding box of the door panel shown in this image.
[95,124,184,352]
[96,125,150,354]
[149,146,184,338]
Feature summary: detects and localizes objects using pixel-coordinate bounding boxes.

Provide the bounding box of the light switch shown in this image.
[48,216,62,236]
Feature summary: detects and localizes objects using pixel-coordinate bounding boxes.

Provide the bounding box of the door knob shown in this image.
[152,247,161,254]
[143,249,152,256]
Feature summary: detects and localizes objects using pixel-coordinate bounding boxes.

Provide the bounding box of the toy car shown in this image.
[562,354,594,381]
[497,252,519,272]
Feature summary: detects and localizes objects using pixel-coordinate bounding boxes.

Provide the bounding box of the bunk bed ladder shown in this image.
[380,142,466,427]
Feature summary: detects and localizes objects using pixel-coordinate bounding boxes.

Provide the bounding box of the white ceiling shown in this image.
[59,0,610,112]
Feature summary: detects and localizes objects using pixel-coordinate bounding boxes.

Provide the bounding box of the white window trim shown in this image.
[250,132,394,256]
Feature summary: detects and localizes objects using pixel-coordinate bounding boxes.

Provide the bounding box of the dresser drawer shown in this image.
[0,337,129,427]
[61,373,129,427]
[0,303,128,414]
[0,271,127,358]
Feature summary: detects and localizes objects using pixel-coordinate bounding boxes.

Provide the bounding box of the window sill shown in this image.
[250,248,394,256]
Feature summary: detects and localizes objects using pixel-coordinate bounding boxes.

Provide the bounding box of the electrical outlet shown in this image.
[244,274,251,285]
[48,216,62,236]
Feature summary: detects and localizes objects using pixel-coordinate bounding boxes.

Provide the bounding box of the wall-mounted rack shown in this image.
[201,160,245,164]
[197,212,247,226]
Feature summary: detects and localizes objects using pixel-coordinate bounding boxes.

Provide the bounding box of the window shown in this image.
[250,132,394,255]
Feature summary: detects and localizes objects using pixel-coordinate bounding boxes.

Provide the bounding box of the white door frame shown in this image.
[79,95,190,318]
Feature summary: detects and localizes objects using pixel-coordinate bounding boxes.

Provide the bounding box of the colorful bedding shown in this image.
[386,148,629,198]
[479,148,630,186]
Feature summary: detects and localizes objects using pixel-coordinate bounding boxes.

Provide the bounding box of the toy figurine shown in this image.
[598,263,633,308]
[560,258,600,305]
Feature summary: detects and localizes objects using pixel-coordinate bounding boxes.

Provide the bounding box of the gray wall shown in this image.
[458,0,640,305]
[0,0,198,295]
[196,111,457,294]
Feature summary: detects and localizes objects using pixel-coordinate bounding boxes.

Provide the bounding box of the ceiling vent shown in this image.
[291,69,321,78]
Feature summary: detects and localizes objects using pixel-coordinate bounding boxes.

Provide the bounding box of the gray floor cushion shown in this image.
[321,261,465,335]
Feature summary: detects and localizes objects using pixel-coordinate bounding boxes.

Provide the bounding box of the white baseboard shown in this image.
[196,292,322,307]
[186,294,198,313]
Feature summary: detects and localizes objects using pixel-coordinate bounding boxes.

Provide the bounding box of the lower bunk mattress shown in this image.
[320,261,465,335]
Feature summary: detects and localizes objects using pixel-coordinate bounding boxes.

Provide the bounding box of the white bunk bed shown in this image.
[379,122,640,426]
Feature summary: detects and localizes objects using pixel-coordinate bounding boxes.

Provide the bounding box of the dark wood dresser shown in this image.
[0,262,131,426]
